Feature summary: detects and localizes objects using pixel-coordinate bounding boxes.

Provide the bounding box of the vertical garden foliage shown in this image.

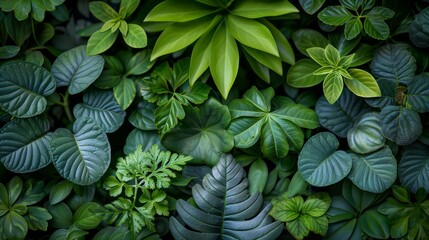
[0,0,429,239]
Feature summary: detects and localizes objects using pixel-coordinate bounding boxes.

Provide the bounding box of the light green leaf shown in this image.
[324,44,341,66]
[144,0,215,22]
[344,68,380,98]
[163,98,233,166]
[0,61,55,118]
[307,47,330,66]
[209,23,239,99]
[323,71,344,104]
[287,216,310,240]
[0,45,20,59]
[261,117,289,158]
[89,1,118,22]
[302,215,328,236]
[302,199,329,217]
[0,116,52,173]
[380,106,422,145]
[119,0,140,18]
[122,24,147,49]
[270,195,304,222]
[74,202,103,230]
[298,132,352,187]
[287,59,325,88]
[262,19,295,64]
[225,14,278,56]
[52,45,104,94]
[189,30,214,85]
[344,17,362,40]
[151,15,220,60]
[86,29,118,55]
[318,6,353,25]
[273,104,319,129]
[50,117,111,185]
[73,89,126,133]
[231,0,299,18]
[113,77,136,110]
[242,45,282,75]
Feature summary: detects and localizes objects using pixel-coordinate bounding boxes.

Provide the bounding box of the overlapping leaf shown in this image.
[399,142,429,193]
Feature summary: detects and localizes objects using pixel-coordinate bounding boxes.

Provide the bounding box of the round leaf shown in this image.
[50,117,111,185]
[52,45,105,95]
[74,202,103,230]
[0,61,55,118]
[380,105,422,145]
[399,142,429,193]
[73,89,126,133]
[358,209,390,239]
[347,112,385,154]
[0,116,52,173]
[298,132,352,187]
[348,147,397,193]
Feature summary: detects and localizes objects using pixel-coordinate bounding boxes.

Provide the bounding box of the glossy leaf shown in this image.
[262,19,295,65]
[344,17,362,40]
[126,49,155,76]
[189,29,213,84]
[113,77,136,110]
[399,142,429,193]
[407,75,429,112]
[347,112,385,154]
[298,0,325,15]
[318,6,353,25]
[344,68,380,98]
[89,1,118,22]
[348,147,397,193]
[298,132,352,187]
[86,30,118,55]
[144,0,215,22]
[0,116,52,173]
[230,0,299,18]
[409,6,429,48]
[380,106,422,145]
[93,226,133,240]
[52,45,104,95]
[128,100,156,130]
[292,29,329,57]
[74,202,103,230]
[73,89,126,133]
[50,117,111,185]
[49,180,73,205]
[0,61,55,118]
[0,45,19,59]
[358,209,390,239]
[364,79,396,108]
[122,24,147,49]
[287,59,325,88]
[323,71,344,104]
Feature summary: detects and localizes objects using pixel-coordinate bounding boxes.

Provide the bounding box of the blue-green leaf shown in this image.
[347,112,385,154]
[399,142,429,193]
[409,6,429,48]
[123,129,163,155]
[407,75,429,113]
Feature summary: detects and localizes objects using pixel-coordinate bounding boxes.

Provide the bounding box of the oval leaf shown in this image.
[287,59,325,88]
[0,61,55,117]
[344,69,381,98]
[409,7,429,48]
[358,209,390,239]
[123,129,163,155]
[122,24,147,49]
[52,45,105,95]
[74,202,103,230]
[86,30,118,56]
[380,105,422,145]
[399,142,429,193]
[347,112,385,154]
[298,132,352,187]
[50,117,111,185]
[49,180,73,205]
[128,100,156,130]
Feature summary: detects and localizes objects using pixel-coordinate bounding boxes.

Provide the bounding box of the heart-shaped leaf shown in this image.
[348,147,397,193]
[298,132,352,187]
[52,45,104,95]
[399,142,429,193]
[73,89,126,133]
[0,116,52,173]
[0,61,55,118]
[50,117,111,185]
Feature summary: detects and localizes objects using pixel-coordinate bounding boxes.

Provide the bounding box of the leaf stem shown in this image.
[63,90,74,123]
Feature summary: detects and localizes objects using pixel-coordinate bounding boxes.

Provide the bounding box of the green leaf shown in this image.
[113,77,136,110]
[323,71,344,104]
[262,19,295,65]
[163,98,233,166]
[316,88,371,138]
[344,17,362,40]
[363,17,390,40]
[119,0,140,18]
[347,112,385,154]
[3,211,28,239]
[144,0,215,22]
[126,49,155,76]
[73,89,126,133]
[287,172,308,198]
[122,24,147,49]
[370,44,416,85]
[36,23,55,46]
[271,195,304,222]
[7,176,22,205]
[151,15,219,60]
[228,118,264,148]
[5,16,31,46]
[74,202,103,230]
[274,103,319,129]
[52,45,104,95]
[349,44,375,67]
[302,215,329,236]
[287,216,310,240]
[340,0,362,11]
[399,142,429,193]
[409,6,429,48]
[49,180,73,205]
[248,159,268,194]
[342,180,377,212]
[318,6,353,25]
[170,154,283,239]
[0,116,52,173]
[93,226,132,240]
[189,29,213,84]
[292,29,329,57]
[324,44,341,66]
[25,206,52,231]
[154,98,185,136]
[344,68,380,98]
[45,202,73,229]
[89,1,119,22]
[307,47,330,66]
[302,199,330,217]
[260,117,290,158]
[380,106,422,145]
[348,147,397,193]
[225,14,278,56]
[298,132,352,187]
[358,209,390,239]
[86,29,118,55]
[0,61,55,118]
[0,45,20,59]
[230,0,299,18]
[209,23,239,99]
[123,129,163,155]
[287,59,325,88]
[242,45,282,76]
[407,75,429,112]
[298,0,325,15]
[128,100,156,130]
[50,117,111,185]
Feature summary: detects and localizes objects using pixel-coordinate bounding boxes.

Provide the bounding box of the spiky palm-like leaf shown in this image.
[169,154,283,239]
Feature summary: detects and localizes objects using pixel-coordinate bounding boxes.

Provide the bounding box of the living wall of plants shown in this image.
[0,0,429,239]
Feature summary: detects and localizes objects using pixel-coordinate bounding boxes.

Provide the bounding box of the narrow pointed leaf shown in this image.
[231,0,299,18]
[144,0,215,22]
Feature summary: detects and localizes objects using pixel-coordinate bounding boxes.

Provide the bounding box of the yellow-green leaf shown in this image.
[323,71,343,104]
[231,0,299,18]
[344,69,381,98]
[189,30,214,85]
[86,30,118,55]
[122,24,147,49]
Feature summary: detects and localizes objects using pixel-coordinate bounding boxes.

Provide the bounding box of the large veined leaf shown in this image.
[347,112,385,154]
[316,88,371,138]
[162,98,234,166]
[348,147,397,193]
[370,44,416,85]
[298,132,352,187]
[169,154,283,239]
[73,89,126,133]
[379,105,422,145]
[0,116,52,173]
[409,6,429,48]
[0,61,55,118]
[399,142,429,193]
[365,79,396,108]
[51,45,105,95]
[50,117,111,185]
[407,74,429,113]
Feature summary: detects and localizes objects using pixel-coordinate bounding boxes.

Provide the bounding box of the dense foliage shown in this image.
[0,0,429,239]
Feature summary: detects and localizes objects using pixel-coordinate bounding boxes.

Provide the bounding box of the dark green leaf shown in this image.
[409,6,429,48]
[342,180,377,212]
[93,226,133,240]
[364,79,396,108]
[358,209,390,239]
[154,98,184,136]
[344,17,362,40]
[0,45,20,59]
[74,202,103,230]
[248,159,268,194]
[348,44,375,67]
[126,49,155,76]
[25,206,52,231]
[45,202,73,229]
[340,0,362,11]
[49,180,73,205]
[318,6,353,25]
[123,129,163,155]
[128,100,156,130]
[407,75,429,112]
[380,106,422,145]
[52,45,104,94]
[363,17,390,40]
[298,0,325,15]
[347,112,385,154]
[5,16,31,46]
[399,142,429,193]
[287,171,308,198]
[292,29,329,57]
[36,23,55,46]
[3,211,28,239]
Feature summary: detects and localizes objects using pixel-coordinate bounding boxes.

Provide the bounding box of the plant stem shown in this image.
[63,90,74,123]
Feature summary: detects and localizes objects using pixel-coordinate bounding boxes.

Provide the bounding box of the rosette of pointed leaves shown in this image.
[169,154,283,239]
[288,44,380,104]
[228,87,319,159]
[144,0,298,98]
